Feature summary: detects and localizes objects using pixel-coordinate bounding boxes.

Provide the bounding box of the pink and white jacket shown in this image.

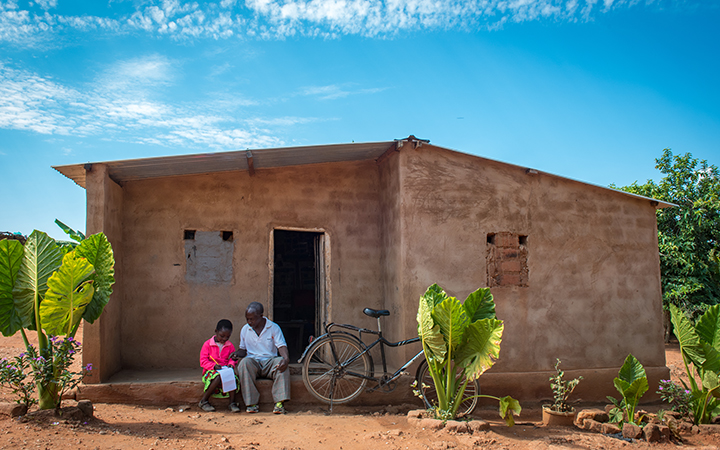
[199,336,237,374]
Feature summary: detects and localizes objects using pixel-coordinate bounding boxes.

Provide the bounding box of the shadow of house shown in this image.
[54,136,671,406]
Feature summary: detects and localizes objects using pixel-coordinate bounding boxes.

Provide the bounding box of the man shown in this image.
[231,302,290,414]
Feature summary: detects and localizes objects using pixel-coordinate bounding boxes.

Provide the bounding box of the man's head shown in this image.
[245,302,265,329]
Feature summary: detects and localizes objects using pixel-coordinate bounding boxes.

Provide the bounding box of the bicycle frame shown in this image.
[298,320,425,389]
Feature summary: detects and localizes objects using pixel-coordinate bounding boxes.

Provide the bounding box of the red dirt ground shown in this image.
[1,330,718,449]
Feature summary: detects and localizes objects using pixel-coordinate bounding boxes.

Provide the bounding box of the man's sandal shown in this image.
[228,402,241,413]
[246,404,259,413]
[199,400,215,412]
[273,402,286,414]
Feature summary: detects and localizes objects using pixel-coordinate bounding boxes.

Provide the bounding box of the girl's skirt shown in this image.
[202,369,240,398]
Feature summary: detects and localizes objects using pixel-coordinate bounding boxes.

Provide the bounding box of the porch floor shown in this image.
[76,365,416,407]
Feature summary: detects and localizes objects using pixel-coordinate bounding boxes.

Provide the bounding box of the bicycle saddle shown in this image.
[363,308,390,318]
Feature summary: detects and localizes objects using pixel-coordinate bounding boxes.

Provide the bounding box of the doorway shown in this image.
[272,230,324,362]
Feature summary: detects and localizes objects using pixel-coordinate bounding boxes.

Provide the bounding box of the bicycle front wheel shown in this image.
[416,359,480,417]
[302,334,373,404]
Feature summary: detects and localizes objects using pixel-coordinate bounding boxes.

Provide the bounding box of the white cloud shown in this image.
[0,0,690,44]
[300,83,387,100]
[0,60,293,150]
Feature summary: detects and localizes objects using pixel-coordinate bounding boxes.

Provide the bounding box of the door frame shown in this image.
[267,227,332,338]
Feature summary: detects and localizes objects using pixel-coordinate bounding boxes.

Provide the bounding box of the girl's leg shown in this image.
[201,376,222,403]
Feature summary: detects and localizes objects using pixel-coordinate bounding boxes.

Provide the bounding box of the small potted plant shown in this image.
[542,358,583,426]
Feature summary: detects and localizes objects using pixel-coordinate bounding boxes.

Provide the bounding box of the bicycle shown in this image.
[298,307,480,414]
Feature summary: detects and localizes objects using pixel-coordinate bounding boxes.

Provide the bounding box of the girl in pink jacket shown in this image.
[199,319,241,412]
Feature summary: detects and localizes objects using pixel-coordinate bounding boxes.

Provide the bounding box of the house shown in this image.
[54,136,671,403]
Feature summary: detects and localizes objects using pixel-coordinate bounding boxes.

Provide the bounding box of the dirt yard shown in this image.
[0,330,718,450]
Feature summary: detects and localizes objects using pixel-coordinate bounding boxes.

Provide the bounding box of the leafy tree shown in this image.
[612,149,720,331]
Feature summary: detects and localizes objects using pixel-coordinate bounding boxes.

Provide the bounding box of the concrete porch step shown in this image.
[76,368,416,408]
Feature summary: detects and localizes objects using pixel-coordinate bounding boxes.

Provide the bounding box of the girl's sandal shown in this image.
[199,400,215,412]
[229,402,241,413]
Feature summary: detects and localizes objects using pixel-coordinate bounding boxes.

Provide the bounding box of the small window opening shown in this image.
[487,233,495,245]
[184,230,196,240]
[519,235,528,246]
[222,231,234,241]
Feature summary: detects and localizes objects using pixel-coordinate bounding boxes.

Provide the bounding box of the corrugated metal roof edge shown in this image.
[52,139,676,209]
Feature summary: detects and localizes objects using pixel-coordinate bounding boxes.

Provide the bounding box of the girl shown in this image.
[199,319,241,412]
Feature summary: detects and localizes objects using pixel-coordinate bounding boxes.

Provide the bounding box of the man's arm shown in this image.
[230,327,248,360]
[276,345,290,372]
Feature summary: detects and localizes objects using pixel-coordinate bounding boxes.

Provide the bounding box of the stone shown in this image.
[61,406,86,421]
[576,408,609,425]
[0,402,27,417]
[77,400,94,418]
[659,425,671,441]
[444,420,469,433]
[602,422,621,434]
[468,420,491,433]
[678,421,694,433]
[582,419,604,433]
[643,423,662,442]
[622,422,643,440]
[407,409,425,419]
[419,418,445,430]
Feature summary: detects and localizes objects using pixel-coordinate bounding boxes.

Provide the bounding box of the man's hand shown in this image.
[230,349,247,361]
[277,346,290,373]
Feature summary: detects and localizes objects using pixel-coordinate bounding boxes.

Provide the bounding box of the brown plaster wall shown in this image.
[378,150,403,336]
[118,160,384,369]
[394,145,666,381]
[83,163,124,383]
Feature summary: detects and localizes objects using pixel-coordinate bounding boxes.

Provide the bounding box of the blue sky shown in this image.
[1,0,718,239]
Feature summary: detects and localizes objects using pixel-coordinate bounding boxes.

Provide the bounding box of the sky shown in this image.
[1,0,718,239]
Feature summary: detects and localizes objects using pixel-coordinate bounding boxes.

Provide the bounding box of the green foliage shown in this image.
[548,358,583,413]
[607,354,648,426]
[417,284,521,424]
[611,149,720,319]
[670,304,720,424]
[657,379,692,419]
[0,353,37,408]
[0,226,114,409]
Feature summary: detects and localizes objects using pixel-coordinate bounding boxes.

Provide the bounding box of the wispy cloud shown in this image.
[0,0,690,45]
[0,58,289,149]
[300,84,387,100]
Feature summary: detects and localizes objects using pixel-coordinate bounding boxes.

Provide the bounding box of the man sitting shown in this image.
[231,301,290,414]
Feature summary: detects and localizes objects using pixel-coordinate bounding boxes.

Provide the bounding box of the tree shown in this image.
[612,149,720,338]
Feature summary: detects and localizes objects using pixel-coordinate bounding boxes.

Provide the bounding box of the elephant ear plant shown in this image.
[417,284,521,424]
[607,354,648,426]
[0,228,114,410]
[669,304,720,424]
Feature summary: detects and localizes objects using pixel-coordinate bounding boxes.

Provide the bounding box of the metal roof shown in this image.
[53,140,397,188]
[53,138,675,209]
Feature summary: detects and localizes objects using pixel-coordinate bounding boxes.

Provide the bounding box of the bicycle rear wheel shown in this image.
[415,359,480,417]
[302,334,373,404]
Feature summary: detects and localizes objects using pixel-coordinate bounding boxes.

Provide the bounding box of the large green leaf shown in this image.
[463,287,496,322]
[424,283,447,307]
[432,296,469,354]
[40,252,95,336]
[76,233,115,323]
[455,318,504,380]
[54,219,85,243]
[696,305,720,352]
[614,354,649,413]
[12,231,62,330]
[0,239,25,336]
[700,343,720,374]
[670,304,707,367]
[418,287,447,363]
[499,395,522,427]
